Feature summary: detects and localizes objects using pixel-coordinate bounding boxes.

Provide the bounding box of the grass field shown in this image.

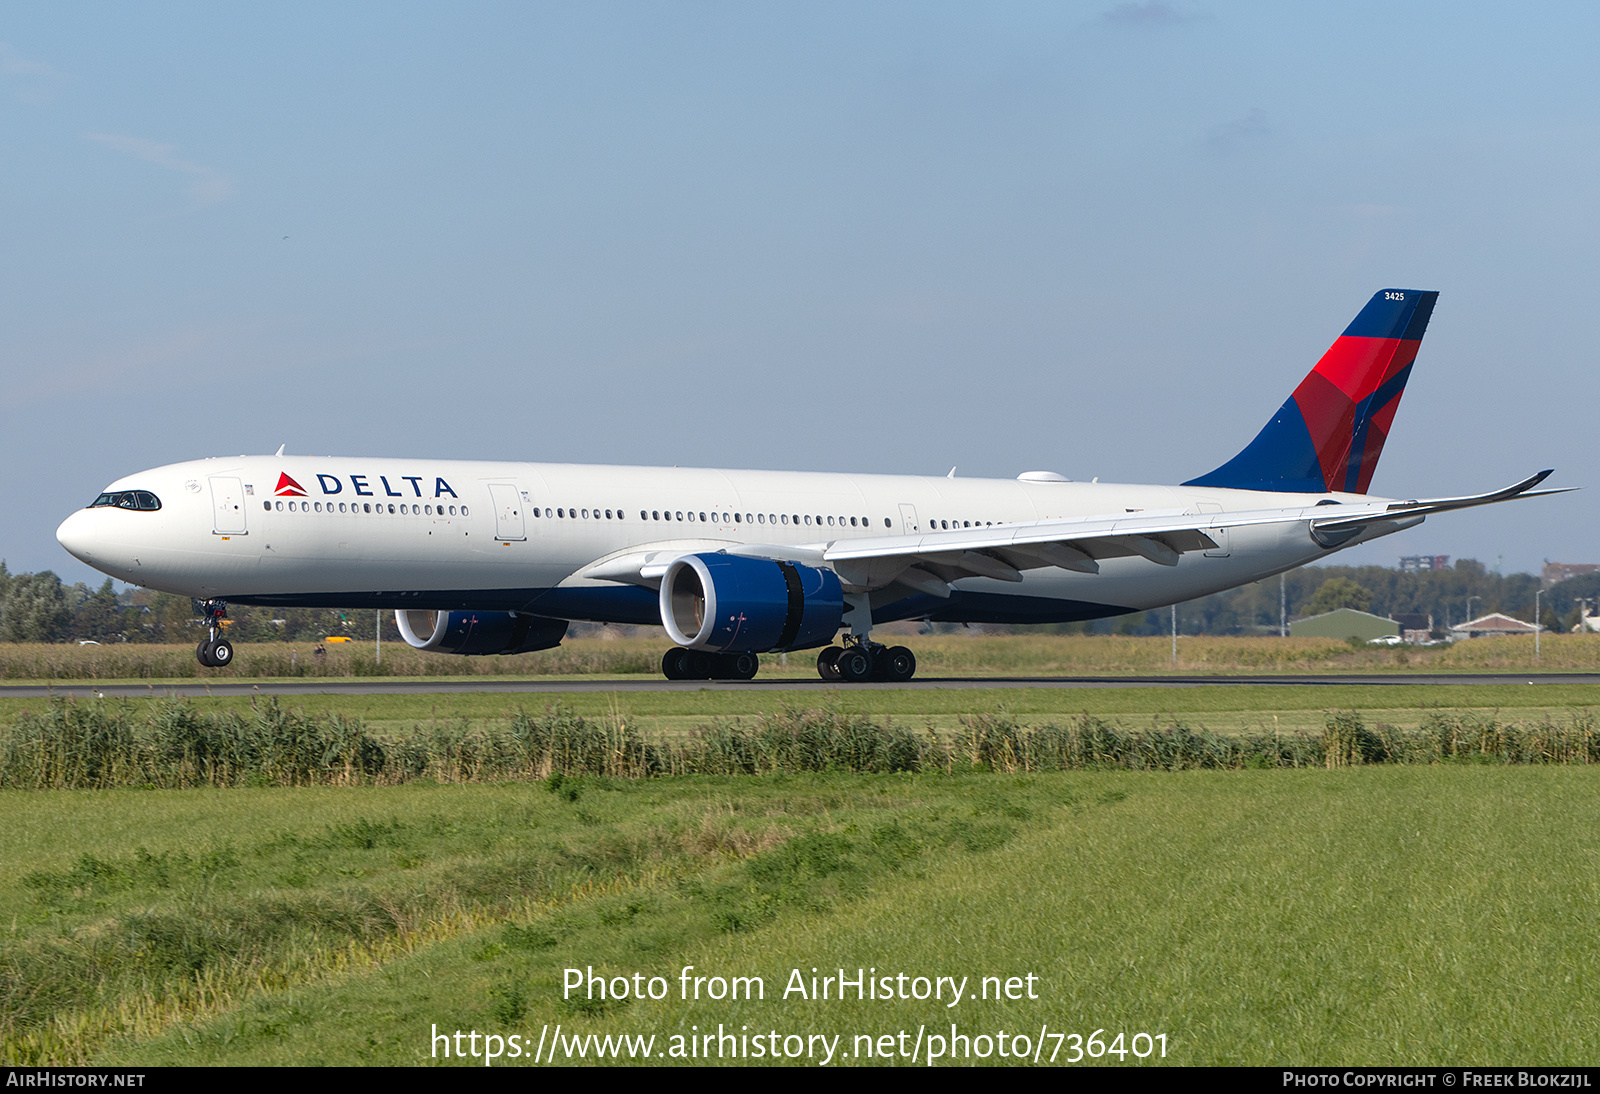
[4,683,1599,1066]
[4,632,1598,682]
[6,682,1600,739]
[4,767,1597,1066]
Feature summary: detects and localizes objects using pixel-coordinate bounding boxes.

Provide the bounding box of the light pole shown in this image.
[1535,589,1542,662]
[1466,595,1480,624]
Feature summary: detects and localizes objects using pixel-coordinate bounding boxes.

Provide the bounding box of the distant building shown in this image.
[1542,562,1600,589]
[1449,613,1539,640]
[1400,555,1450,573]
[1391,612,1435,643]
[1289,609,1400,642]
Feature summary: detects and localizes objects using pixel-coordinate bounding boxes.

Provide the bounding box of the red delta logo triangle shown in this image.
[274,472,308,497]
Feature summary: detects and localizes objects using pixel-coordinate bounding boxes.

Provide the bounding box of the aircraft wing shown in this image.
[578,472,1565,596]
[1298,470,1568,532]
[816,470,1566,595]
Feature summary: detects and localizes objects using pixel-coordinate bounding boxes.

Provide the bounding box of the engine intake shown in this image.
[659,553,842,653]
[394,610,567,655]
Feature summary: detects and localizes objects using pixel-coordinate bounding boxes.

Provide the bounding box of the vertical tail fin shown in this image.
[1184,289,1438,493]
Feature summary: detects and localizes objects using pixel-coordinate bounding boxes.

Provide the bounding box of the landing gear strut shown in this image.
[660,648,760,681]
[815,637,916,683]
[195,599,233,668]
[813,591,916,682]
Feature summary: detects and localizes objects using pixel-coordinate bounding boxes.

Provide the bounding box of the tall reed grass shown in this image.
[4,699,1598,788]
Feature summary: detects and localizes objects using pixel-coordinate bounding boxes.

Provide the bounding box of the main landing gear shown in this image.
[195,599,234,668]
[815,639,916,683]
[661,648,760,681]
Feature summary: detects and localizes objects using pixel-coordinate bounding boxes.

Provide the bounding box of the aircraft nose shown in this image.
[56,509,99,564]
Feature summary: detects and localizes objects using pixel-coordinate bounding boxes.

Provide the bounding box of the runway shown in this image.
[4,673,1599,699]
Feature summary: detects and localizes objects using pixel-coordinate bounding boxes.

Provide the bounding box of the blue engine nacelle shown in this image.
[659,553,843,653]
[394,610,568,655]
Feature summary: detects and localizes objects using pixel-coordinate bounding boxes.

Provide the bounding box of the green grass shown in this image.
[27,767,1597,1066]
[6,682,1600,739]
[5,686,1600,1065]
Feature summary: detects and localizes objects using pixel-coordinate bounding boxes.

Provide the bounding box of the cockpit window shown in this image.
[89,490,162,511]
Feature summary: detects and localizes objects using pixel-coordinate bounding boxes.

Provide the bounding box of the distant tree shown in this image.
[0,571,71,642]
[1307,577,1373,615]
[70,579,122,641]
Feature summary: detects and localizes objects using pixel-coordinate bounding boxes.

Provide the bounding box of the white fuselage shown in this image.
[56,455,1396,627]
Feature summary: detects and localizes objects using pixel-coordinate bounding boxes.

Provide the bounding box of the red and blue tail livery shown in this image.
[1185,289,1439,494]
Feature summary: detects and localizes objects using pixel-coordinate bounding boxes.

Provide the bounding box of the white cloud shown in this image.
[0,41,66,102]
[86,132,233,204]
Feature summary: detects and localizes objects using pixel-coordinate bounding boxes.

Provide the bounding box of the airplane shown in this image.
[55,289,1565,682]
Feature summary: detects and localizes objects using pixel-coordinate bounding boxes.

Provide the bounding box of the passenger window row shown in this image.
[261,497,994,533]
[266,500,468,516]
[635,510,891,529]
[530,507,898,530]
[531,507,625,520]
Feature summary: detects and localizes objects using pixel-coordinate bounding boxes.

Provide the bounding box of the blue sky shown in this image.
[3,2,1596,584]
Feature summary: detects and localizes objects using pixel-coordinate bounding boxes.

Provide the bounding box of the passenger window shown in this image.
[263,501,271,511]
[339,503,347,513]
[462,506,468,516]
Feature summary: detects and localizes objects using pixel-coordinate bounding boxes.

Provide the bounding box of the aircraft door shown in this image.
[899,503,920,533]
[489,483,526,541]
[210,476,247,535]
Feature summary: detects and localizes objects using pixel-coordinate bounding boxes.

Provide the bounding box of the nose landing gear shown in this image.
[195,599,233,668]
